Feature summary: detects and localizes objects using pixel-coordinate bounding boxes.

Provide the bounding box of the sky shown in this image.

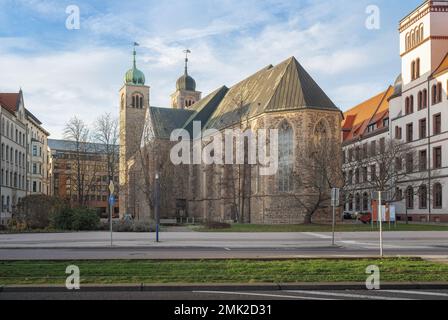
[0,0,423,138]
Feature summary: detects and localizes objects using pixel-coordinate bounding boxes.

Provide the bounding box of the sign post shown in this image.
[331,188,340,246]
[108,180,115,247]
[378,191,383,257]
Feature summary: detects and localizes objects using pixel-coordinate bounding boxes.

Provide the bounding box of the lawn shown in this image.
[1,258,448,285]
[195,223,448,232]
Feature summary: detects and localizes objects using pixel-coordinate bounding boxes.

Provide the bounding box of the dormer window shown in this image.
[383,118,389,127]
[367,124,376,133]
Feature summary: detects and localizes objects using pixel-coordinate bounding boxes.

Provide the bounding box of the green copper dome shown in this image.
[124,49,146,86]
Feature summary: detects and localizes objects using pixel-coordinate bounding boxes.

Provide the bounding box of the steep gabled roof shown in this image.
[342,86,393,142]
[433,52,448,77]
[182,86,229,137]
[148,106,195,140]
[204,56,338,130]
[0,92,20,114]
[143,56,338,142]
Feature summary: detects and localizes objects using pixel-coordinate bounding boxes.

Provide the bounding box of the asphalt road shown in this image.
[1,289,448,300]
[0,231,447,259]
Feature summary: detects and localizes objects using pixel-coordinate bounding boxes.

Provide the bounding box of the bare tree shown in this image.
[343,138,436,221]
[64,116,89,207]
[122,117,172,221]
[293,130,344,224]
[93,113,119,218]
[219,87,252,223]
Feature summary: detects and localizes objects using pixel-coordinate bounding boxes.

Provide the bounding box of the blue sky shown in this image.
[0,0,422,138]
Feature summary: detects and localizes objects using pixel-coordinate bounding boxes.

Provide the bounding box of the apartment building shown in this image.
[0,91,29,224]
[48,139,119,218]
[342,0,448,222]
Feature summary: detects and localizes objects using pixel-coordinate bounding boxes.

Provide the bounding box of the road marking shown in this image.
[224,248,231,251]
[382,290,448,297]
[303,233,332,239]
[193,291,334,300]
[285,290,414,300]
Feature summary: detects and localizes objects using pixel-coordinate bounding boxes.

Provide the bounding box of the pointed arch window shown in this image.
[278,121,294,192]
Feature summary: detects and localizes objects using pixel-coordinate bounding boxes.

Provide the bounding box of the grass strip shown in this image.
[1,258,448,285]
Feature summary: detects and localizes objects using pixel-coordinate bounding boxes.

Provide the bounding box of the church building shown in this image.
[119,48,342,224]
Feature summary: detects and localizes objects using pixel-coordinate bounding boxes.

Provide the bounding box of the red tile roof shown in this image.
[342,86,393,143]
[0,93,20,114]
[433,52,448,77]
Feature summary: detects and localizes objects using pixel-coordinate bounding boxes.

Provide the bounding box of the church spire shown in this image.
[184,49,191,76]
[124,42,146,86]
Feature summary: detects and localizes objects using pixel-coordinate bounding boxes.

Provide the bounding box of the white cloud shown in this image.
[0,0,400,137]
[0,47,128,138]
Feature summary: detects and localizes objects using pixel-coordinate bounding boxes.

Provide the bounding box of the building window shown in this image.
[434,114,442,135]
[379,138,385,153]
[415,58,420,79]
[362,192,369,211]
[395,126,402,140]
[362,167,368,183]
[419,185,427,209]
[348,194,353,211]
[278,122,294,192]
[406,123,413,142]
[406,187,414,209]
[395,157,403,171]
[422,89,427,108]
[432,83,442,105]
[433,147,442,169]
[406,153,414,173]
[419,118,427,139]
[355,193,361,211]
[433,183,443,209]
[419,150,427,171]
[418,91,423,110]
[370,141,376,156]
[370,165,376,181]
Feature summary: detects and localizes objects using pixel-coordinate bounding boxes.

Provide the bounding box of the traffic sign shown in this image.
[109,181,115,195]
[108,195,115,206]
[331,188,340,207]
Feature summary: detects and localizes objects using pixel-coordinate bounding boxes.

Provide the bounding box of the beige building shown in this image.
[120,50,342,224]
[0,90,51,225]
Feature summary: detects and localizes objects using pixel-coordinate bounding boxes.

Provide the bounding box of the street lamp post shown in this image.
[108,180,115,247]
[155,173,160,243]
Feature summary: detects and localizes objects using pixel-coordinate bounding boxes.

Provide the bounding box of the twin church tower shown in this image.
[118,45,201,216]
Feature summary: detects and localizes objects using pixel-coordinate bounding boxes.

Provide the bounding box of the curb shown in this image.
[2,282,448,293]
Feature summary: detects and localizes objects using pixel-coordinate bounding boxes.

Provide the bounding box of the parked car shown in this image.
[343,212,354,220]
[358,212,372,224]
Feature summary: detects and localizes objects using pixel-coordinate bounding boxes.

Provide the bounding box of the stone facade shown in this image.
[121,55,342,224]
